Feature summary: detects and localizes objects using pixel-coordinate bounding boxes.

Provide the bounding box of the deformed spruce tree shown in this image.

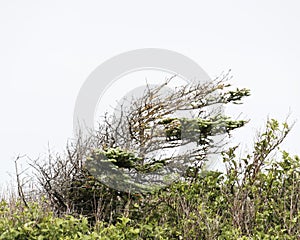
[29,71,250,224]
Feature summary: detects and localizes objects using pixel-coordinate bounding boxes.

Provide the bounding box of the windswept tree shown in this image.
[87,72,249,193]
[29,71,250,223]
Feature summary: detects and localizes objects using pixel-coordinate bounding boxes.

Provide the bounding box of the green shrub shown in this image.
[0,200,92,240]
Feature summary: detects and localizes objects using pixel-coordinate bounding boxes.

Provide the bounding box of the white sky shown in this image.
[1,0,300,188]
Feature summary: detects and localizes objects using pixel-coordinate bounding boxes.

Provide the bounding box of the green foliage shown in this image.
[0,200,91,240]
[158,116,247,142]
[223,88,251,104]
[88,147,142,170]
[4,123,300,239]
[8,78,300,239]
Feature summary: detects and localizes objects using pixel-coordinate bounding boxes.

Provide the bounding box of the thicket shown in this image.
[1,73,299,239]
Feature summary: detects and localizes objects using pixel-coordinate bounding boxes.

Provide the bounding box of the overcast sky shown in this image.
[1,0,300,189]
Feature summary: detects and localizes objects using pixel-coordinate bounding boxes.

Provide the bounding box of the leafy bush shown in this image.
[0,200,91,240]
